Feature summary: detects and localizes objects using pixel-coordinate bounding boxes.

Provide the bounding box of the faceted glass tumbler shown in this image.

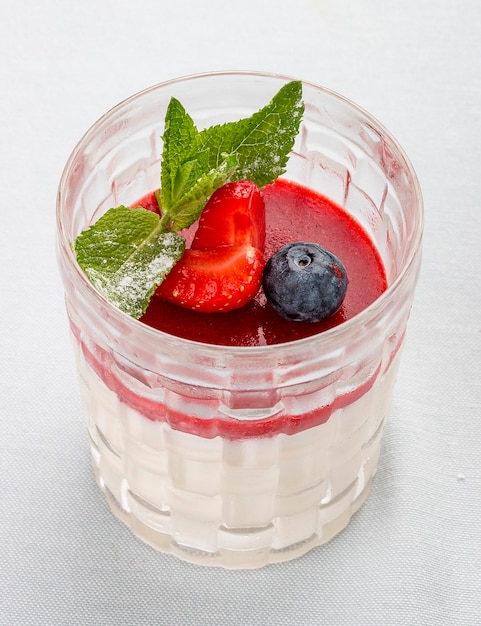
[57,72,423,569]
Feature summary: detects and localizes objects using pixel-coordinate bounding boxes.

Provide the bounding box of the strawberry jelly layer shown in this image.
[73,321,385,440]
[140,179,388,346]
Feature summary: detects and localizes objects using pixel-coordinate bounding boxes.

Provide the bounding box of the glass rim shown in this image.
[56,70,424,355]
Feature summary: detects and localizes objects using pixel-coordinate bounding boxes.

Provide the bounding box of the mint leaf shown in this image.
[196,80,304,188]
[74,206,185,318]
[160,98,199,212]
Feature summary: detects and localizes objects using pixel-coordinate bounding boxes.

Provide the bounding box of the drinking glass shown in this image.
[57,72,423,568]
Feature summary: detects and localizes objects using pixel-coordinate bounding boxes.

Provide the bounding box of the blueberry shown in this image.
[262,242,348,323]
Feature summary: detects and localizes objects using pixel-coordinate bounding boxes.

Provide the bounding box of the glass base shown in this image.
[94,455,375,569]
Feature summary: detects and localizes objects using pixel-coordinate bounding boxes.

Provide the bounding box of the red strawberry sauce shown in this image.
[140,179,387,346]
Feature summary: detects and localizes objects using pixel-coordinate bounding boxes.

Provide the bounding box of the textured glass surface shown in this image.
[57,72,423,568]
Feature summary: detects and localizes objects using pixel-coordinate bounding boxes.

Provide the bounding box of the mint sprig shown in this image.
[74,80,304,318]
[159,80,304,230]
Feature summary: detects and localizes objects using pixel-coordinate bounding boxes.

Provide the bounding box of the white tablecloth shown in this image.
[2,1,480,624]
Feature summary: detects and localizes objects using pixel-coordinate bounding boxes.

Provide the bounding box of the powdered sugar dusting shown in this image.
[88,230,185,318]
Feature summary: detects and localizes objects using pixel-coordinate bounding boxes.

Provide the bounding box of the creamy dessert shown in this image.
[57,73,423,568]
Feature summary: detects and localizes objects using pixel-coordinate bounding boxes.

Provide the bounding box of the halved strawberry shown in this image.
[155,181,266,312]
[156,244,264,312]
[192,180,265,250]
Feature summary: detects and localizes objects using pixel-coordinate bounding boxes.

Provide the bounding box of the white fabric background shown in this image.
[1,1,480,624]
